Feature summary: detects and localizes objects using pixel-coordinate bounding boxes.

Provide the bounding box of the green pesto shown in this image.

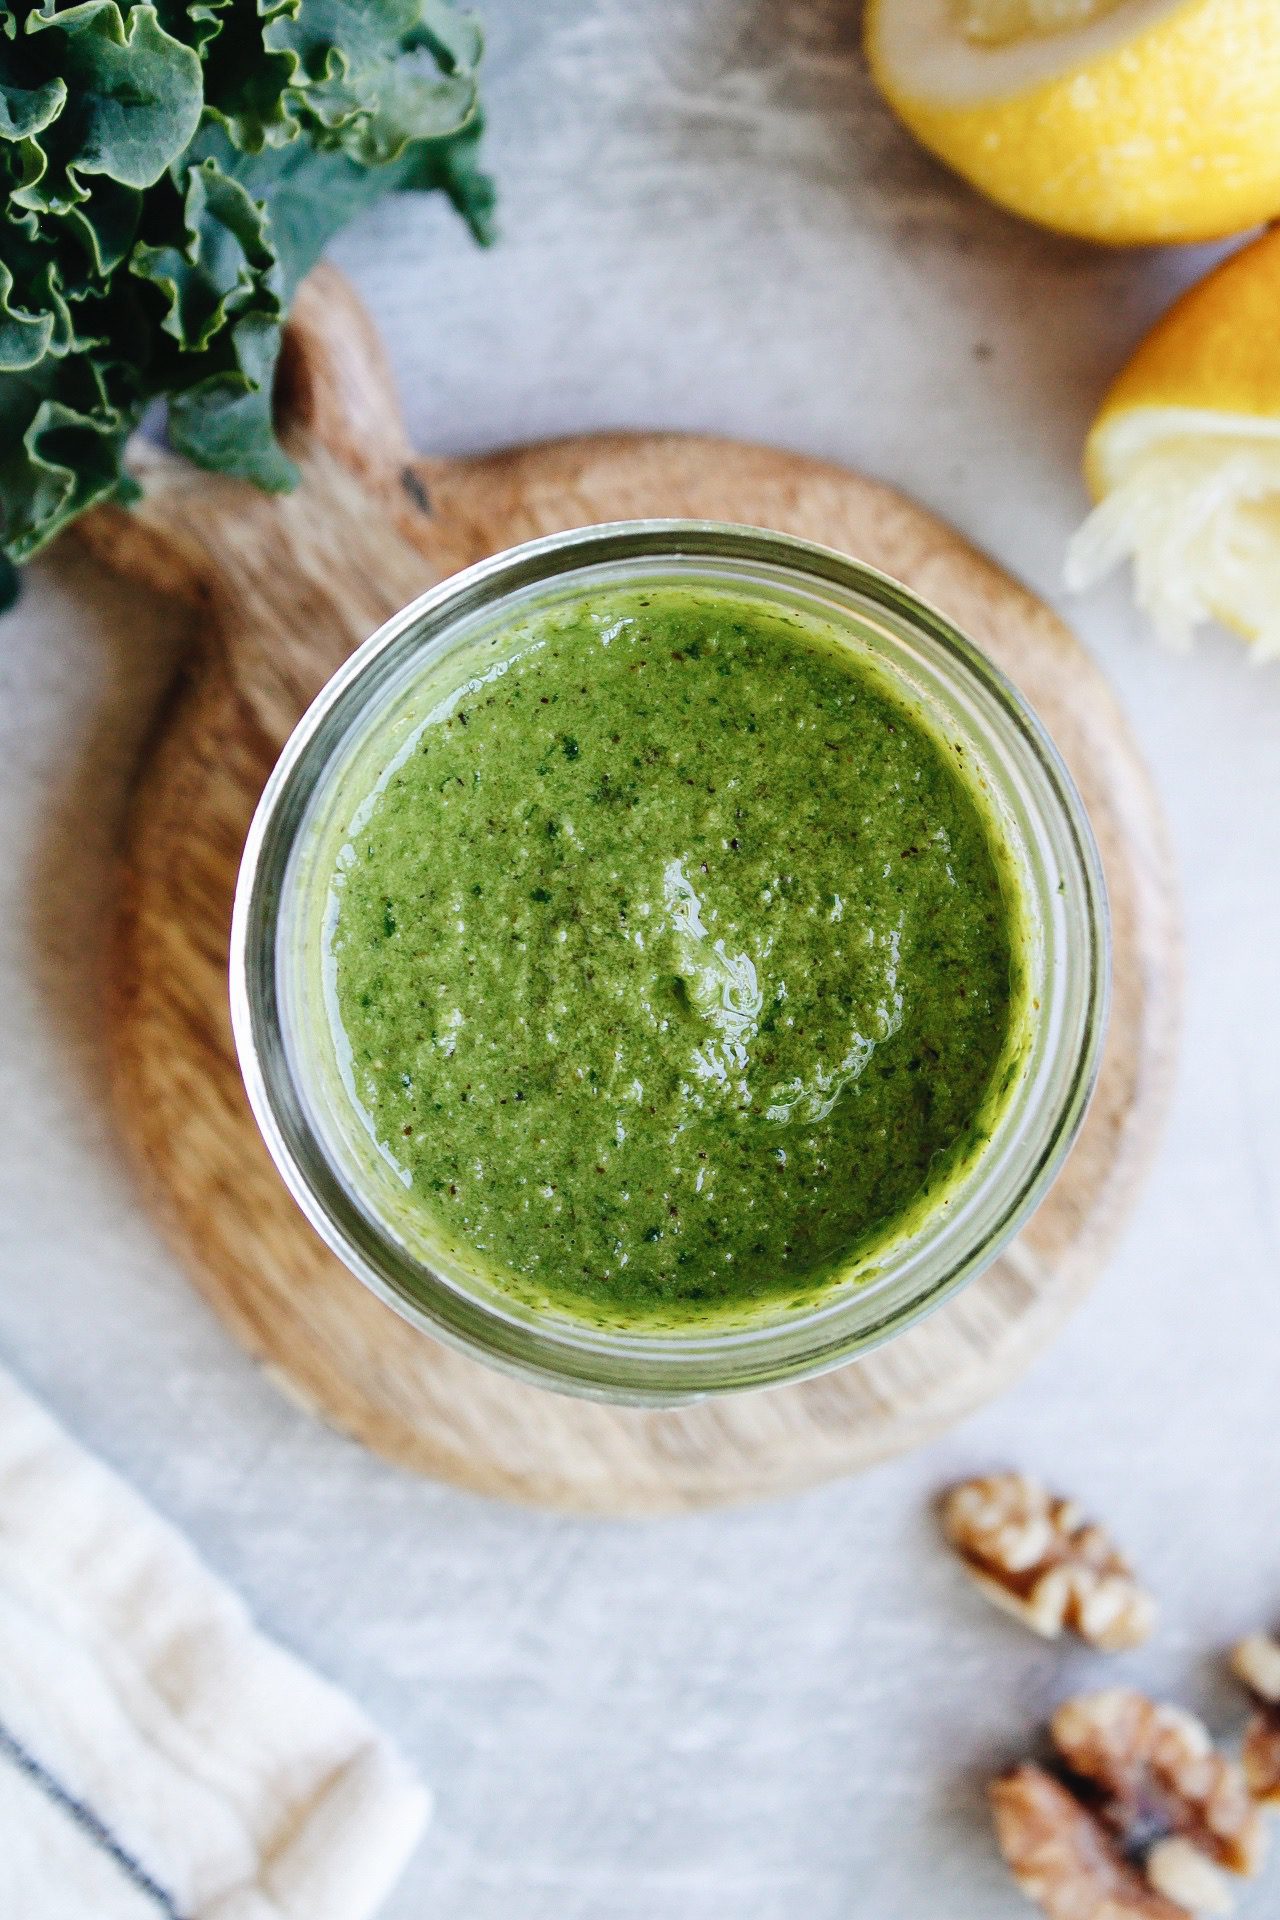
[329,587,1022,1328]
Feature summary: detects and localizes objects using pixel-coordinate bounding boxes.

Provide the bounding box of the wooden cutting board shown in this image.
[75,264,1179,1513]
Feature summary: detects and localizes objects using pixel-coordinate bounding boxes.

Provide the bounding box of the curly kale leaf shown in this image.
[132,149,294,487]
[0,0,490,575]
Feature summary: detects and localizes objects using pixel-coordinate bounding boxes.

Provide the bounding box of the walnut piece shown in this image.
[1052,1690,1267,1879]
[991,1692,1268,1920]
[1231,1633,1280,1807]
[991,1764,1185,1920]
[942,1472,1156,1650]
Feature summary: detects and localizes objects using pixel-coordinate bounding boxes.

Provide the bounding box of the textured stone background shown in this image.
[2,5,1278,1916]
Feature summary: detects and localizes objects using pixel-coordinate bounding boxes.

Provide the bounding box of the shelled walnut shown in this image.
[1231,1633,1280,1806]
[942,1472,1156,1650]
[991,1689,1267,1919]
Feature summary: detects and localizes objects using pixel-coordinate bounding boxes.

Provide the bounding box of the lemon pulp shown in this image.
[1069,429,1280,658]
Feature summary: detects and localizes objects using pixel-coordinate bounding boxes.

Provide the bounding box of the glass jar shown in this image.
[231,522,1109,1404]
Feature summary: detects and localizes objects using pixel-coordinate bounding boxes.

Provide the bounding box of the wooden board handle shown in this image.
[275,263,415,484]
[72,264,446,626]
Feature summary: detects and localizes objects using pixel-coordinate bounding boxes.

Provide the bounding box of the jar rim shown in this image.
[231,520,1111,1404]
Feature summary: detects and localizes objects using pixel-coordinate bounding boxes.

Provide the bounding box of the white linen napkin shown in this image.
[0,1364,429,1920]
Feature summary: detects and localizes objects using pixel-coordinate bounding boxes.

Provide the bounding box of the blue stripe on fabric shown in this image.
[0,1716,187,1919]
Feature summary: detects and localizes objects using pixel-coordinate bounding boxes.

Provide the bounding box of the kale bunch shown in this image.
[0,0,492,601]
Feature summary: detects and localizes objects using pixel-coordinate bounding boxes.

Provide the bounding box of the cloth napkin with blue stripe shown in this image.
[0,1366,428,1920]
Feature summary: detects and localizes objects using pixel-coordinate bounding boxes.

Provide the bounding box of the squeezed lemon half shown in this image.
[865,0,1280,244]
[1067,227,1280,657]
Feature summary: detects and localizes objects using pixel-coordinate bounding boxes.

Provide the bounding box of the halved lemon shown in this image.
[865,0,1280,245]
[1066,225,1280,656]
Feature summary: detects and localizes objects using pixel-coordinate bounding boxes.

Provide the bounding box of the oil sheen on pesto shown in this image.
[329,586,1022,1328]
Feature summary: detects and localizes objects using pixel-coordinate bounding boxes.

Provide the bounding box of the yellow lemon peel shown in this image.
[1068,227,1280,657]
[865,0,1280,246]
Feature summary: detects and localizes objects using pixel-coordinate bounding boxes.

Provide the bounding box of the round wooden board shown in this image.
[77,266,1179,1513]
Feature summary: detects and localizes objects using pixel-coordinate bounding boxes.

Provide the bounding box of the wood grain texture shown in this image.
[76,265,1179,1513]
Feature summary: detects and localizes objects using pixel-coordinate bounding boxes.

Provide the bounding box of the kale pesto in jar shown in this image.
[328,585,1026,1329]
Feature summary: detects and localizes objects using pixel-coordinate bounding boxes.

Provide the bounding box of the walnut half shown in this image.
[992,1689,1267,1919]
[1231,1633,1280,1807]
[943,1472,1157,1650]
